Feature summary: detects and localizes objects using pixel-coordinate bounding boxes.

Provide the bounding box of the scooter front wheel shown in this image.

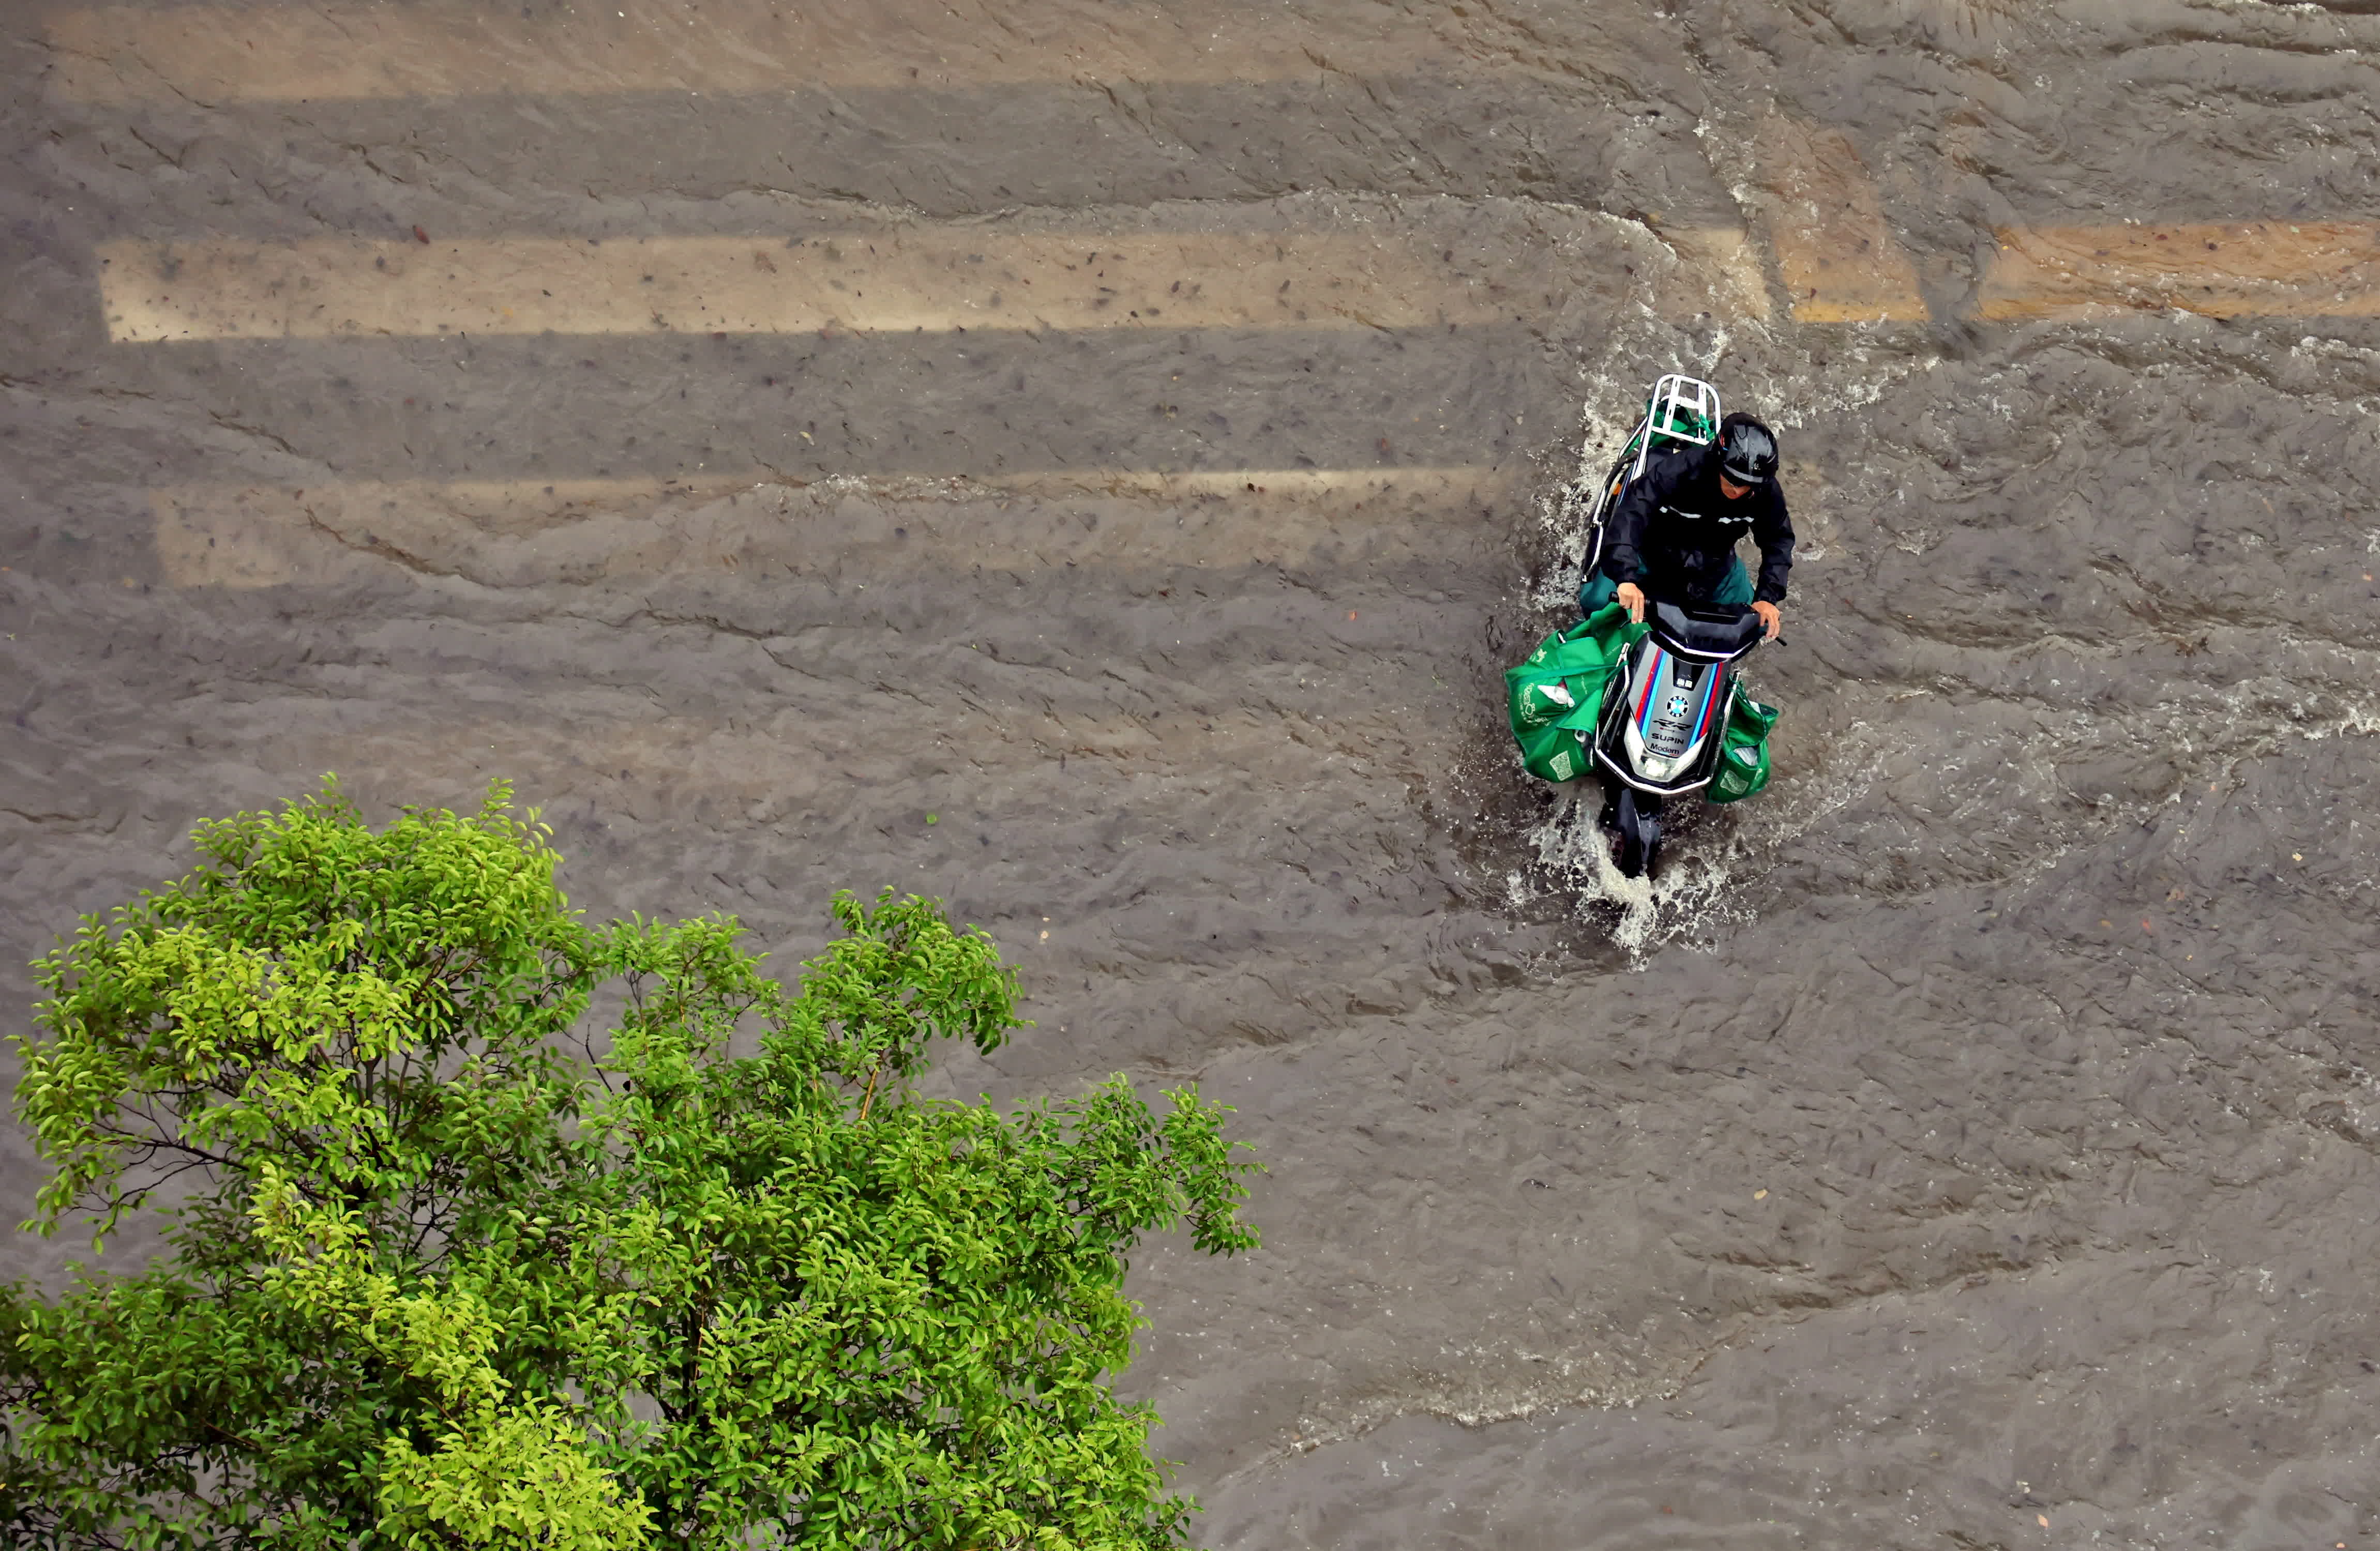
[1614,785,1661,879]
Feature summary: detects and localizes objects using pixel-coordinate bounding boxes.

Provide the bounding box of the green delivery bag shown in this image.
[1705,687,1779,803]
[1504,602,1644,783]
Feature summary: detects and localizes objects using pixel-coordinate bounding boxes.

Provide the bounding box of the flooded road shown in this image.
[5,0,2380,1543]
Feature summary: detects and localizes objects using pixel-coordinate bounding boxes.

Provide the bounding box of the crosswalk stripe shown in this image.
[100,231,1541,343]
[1976,222,2380,320]
[150,468,1512,589]
[48,0,1458,104]
[1756,116,1928,325]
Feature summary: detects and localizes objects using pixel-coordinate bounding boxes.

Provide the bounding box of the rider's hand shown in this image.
[1615,582,1646,624]
[1752,600,1782,641]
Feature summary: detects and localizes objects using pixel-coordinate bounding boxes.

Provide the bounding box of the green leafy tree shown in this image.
[1,781,1257,1551]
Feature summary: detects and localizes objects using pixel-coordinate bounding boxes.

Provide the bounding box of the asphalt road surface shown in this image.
[6,1,2380,1545]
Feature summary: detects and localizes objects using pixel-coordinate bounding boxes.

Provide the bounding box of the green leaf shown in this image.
[4,781,1256,1551]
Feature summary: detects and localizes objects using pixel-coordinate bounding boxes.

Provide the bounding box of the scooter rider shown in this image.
[1580,412,1794,641]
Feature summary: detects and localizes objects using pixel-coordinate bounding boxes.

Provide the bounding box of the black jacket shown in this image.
[1598,441,1794,604]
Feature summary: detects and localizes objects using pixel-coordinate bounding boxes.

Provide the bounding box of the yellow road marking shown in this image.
[100,231,1533,342]
[152,468,1512,589]
[1977,222,2380,320]
[1756,117,1927,325]
[47,0,1462,104]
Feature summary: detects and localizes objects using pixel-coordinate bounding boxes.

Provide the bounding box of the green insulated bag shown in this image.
[1504,602,1642,783]
[1705,687,1779,803]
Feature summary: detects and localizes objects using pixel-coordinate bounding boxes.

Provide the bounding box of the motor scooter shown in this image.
[1592,598,1767,878]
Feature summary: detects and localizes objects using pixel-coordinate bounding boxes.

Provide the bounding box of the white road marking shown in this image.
[101,231,1537,342]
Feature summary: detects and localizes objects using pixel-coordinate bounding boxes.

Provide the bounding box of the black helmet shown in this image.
[1718,414,1779,486]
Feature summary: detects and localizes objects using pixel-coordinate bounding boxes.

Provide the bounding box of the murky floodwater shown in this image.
[5,0,2380,1544]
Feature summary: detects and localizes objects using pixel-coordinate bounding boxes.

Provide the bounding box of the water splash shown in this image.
[1516,784,1750,961]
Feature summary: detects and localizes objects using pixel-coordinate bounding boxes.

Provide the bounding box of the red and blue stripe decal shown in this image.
[1633,646,1665,738]
[1691,673,1725,744]
[1634,647,1724,749]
